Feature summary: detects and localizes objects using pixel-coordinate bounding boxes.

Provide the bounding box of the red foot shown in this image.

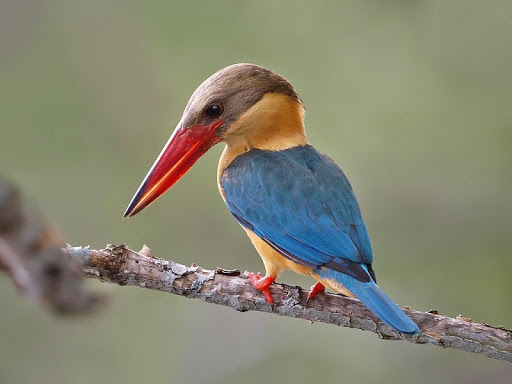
[307,281,325,302]
[247,272,276,305]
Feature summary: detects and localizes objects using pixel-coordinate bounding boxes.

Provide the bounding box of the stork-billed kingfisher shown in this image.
[124,64,419,334]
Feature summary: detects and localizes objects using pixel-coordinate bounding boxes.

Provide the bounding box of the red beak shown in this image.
[123,120,223,217]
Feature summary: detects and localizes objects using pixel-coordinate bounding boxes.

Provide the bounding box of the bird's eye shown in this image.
[206,104,223,118]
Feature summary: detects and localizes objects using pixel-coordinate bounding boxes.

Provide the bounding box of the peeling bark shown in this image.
[64,244,512,364]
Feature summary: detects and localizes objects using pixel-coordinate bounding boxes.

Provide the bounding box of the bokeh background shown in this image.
[1,1,511,383]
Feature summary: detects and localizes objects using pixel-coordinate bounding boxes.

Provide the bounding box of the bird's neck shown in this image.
[217,93,309,200]
[223,93,308,151]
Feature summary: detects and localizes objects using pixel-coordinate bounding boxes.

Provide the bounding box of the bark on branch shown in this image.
[65,243,512,364]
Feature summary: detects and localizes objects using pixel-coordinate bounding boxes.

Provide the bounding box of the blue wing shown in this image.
[221,145,374,282]
[221,145,419,334]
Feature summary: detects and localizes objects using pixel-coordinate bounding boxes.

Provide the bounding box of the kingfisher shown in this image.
[123,64,419,334]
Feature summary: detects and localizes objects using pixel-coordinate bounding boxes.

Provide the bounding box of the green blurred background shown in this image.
[1,1,511,383]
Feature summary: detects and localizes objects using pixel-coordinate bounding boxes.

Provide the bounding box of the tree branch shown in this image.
[2,177,510,363]
[65,243,512,364]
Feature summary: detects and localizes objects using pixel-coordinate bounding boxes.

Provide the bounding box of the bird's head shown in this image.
[124,63,306,217]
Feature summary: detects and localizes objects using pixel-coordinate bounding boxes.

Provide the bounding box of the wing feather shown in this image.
[222,145,373,282]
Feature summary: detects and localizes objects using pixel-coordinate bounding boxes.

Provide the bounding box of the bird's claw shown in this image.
[247,272,276,305]
[306,281,325,303]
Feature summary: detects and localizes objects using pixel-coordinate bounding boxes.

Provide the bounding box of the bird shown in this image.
[123,63,419,334]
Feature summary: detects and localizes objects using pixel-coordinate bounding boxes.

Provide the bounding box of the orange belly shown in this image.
[244,228,355,298]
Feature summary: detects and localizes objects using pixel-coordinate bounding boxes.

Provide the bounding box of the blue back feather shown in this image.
[221,145,418,334]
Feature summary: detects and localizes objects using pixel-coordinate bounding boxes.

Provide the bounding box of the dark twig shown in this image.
[0,178,104,314]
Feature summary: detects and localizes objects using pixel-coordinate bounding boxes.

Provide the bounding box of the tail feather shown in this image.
[348,281,419,334]
[317,268,419,334]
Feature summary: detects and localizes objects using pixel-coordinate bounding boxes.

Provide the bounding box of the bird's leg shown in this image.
[306,281,325,302]
[247,272,276,305]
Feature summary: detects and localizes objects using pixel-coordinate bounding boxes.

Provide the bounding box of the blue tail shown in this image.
[316,267,419,334]
[346,280,419,334]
